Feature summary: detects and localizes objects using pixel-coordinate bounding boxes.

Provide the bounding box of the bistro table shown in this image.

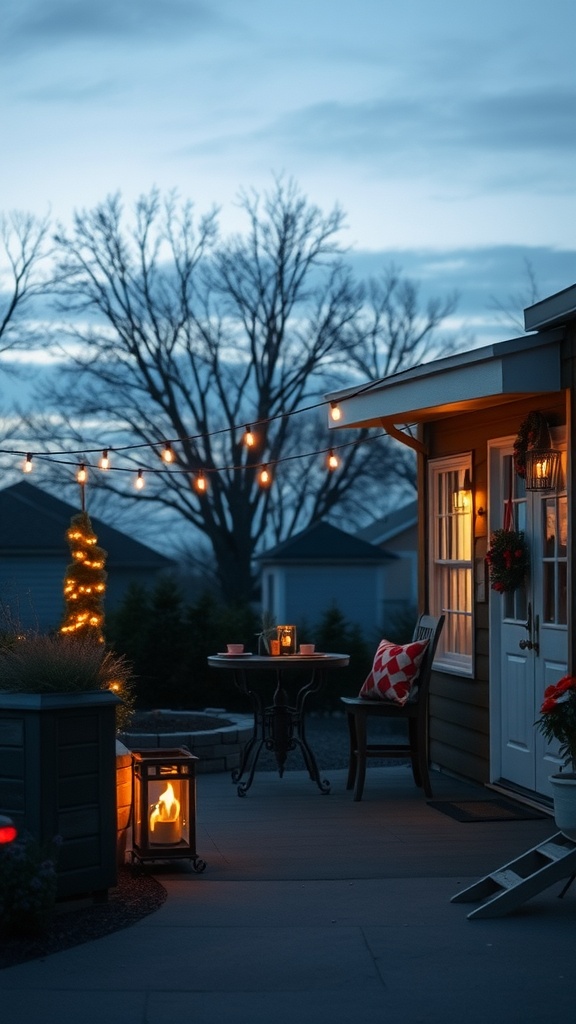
[207,652,349,796]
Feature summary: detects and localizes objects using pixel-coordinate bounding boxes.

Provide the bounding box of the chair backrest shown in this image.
[409,613,445,703]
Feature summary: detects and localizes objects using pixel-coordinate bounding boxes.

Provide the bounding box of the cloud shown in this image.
[2,0,223,54]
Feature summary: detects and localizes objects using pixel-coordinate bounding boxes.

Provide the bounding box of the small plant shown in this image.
[0,631,135,732]
[255,610,277,654]
[536,675,576,771]
[0,831,61,936]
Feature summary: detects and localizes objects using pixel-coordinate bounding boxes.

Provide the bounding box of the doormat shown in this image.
[427,798,548,823]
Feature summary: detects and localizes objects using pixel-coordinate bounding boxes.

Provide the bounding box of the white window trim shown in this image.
[428,453,474,676]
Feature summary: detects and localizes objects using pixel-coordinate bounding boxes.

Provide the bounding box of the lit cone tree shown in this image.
[60,511,107,642]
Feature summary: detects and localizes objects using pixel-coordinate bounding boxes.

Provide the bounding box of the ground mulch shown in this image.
[0,867,167,970]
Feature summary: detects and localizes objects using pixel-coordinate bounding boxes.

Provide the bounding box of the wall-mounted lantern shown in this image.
[514,411,561,492]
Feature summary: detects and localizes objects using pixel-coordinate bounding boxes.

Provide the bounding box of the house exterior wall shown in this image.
[424,390,568,785]
[0,555,167,632]
[264,564,386,642]
[379,524,418,618]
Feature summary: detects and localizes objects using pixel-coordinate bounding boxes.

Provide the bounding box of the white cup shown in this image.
[299,644,315,656]
[227,643,244,655]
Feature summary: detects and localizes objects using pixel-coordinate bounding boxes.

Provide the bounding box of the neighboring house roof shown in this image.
[258,520,396,564]
[0,481,174,568]
[356,500,417,546]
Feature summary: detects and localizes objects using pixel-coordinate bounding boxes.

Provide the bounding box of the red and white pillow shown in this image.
[359,638,429,705]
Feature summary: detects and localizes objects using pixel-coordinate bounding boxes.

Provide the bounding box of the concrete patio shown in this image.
[0,764,574,1023]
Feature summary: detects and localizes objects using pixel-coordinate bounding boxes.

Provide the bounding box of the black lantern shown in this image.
[131,747,206,871]
[515,411,561,492]
[525,448,561,491]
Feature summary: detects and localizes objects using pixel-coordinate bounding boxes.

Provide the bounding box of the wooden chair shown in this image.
[341,613,445,801]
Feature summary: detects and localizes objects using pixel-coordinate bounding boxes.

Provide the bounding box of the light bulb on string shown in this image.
[243,425,255,448]
[329,402,342,422]
[161,443,175,464]
[23,453,33,474]
[99,449,110,471]
[76,463,87,485]
[327,450,340,470]
[259,464,271,487]
[194,471,207,493]
[135,469,145,491]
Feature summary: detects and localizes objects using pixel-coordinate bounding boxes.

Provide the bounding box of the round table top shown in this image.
[207,652,350,669]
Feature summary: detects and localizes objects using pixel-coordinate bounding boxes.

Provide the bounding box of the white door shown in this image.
[490,443,567,798]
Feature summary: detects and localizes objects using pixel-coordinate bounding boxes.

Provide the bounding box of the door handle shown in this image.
[523,602,532,636]
[519,639,533,650]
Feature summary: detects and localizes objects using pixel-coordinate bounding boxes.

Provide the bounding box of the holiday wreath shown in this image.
[485,528,529,593]
[513,411,552,479]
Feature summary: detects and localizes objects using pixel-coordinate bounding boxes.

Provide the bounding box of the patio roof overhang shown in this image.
[326,329,563,446]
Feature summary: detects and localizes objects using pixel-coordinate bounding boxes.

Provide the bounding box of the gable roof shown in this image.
[258,520,395,564]
[0,481,174,568]
[356,500,418,545]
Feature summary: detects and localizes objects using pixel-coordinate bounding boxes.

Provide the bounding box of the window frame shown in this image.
[428,453,474,676]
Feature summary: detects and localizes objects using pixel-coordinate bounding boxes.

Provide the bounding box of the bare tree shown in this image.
[488,258,540,334]
[34,180,456,603]
[348,265,458,381]
[0,211,51,358]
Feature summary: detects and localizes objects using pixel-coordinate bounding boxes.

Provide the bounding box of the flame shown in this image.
[150,782,180,831]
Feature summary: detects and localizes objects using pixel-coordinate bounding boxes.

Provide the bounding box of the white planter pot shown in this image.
[549,772,576,841]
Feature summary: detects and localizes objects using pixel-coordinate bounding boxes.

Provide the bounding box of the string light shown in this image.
[76,463,87,484]
[5,396,387,486]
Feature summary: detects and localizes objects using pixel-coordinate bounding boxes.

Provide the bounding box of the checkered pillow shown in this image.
[359,638,429,704]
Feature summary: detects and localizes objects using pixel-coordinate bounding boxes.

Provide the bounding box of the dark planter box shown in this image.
[0,691,120,899]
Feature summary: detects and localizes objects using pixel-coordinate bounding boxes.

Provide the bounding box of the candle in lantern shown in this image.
[149,781,182,844]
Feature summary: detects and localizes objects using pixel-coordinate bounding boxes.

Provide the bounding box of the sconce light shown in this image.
[453,468,472,514]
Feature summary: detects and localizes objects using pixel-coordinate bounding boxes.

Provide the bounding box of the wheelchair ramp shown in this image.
[451,831,576,919]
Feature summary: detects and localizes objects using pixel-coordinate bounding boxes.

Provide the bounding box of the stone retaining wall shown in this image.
[119,709,253,774]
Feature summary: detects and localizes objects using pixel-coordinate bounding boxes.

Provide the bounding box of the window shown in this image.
[429,455,473,674]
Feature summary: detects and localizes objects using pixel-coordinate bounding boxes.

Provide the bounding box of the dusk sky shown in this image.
[2,0,576,341]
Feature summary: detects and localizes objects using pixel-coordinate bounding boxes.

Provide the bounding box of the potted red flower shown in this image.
[536,675,576,839]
